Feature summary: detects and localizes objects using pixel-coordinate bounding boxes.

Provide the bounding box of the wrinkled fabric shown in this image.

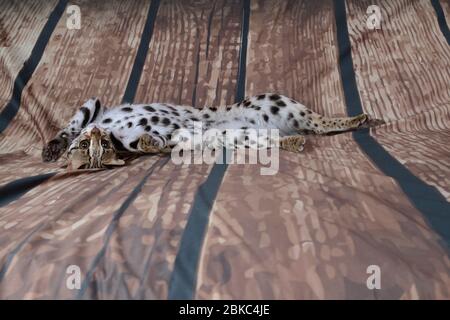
[0,0,449,299]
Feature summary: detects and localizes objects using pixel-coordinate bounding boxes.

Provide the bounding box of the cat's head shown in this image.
[67,125,125,170]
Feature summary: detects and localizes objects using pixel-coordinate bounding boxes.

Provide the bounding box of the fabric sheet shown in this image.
[0,0,449,299]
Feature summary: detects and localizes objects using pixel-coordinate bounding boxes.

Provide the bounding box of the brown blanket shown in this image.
[0,0,449,299]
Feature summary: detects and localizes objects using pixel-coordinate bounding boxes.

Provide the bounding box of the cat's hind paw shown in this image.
[279,135,306,153]
[138,134,171,154]
[353,114,386,129]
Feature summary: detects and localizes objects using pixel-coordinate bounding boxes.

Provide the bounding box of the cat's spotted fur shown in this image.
[42,94,381,169]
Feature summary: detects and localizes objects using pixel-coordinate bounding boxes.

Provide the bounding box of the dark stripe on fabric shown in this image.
[0,172,56,208]
[334,0,450,248]
[122,0,160,104]
[431,0,450,45]
[76,157,169,299]
[0,173,56,282]
[191,40,202,107]
[0,219,51,282]
[79,107,91,128]
[168,0,251,300]
[0,0,68,134]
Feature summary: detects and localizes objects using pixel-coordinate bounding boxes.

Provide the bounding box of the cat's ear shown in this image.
[83,97,101,110]
[102,157,125,166]
[92,97,101,111]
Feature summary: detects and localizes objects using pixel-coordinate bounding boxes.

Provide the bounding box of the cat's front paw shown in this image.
[42,137,68,162]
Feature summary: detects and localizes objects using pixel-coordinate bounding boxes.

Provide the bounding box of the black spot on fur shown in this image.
[190,117,199,122]
[243,100,251,107]
[270,106,279,115]
[122,107,133,112]
[226,107,232,111]
[172,111,180,116]
[254,106,261,111]
[293,120,299,128]
[288,113,294,120]
[127,122,132,128]
[290,99,297,104]
[161,110,169,114]
[276,100,287,107]
[109,132,127,151]
[300,111,306,117]
[153,130,159,135]
[145,126,151,132]
[102,118,112,124]
[307,110,312,114]
[151,116,159,123]
[257,94,265,100]
[129,139,139,149]
[203,114,210,119]
[139,118,148,126]
[314,123,318,127]
[270,94,280,101]
[92,100,101,122]
[144,105,156,112]
[263,114,269,122]
[250,119,255,125]
[173,123,180,130]
[162,118,171,126]
[209,107,217,112]
[80,107,91,128]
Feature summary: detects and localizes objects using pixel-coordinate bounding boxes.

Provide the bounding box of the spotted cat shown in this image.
[42,94,382,169]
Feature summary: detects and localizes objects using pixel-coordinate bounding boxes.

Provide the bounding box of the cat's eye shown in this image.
[79,140,89,149]
[101,140,110,148]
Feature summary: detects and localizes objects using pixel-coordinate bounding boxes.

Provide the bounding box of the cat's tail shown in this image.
[299,111,384,135]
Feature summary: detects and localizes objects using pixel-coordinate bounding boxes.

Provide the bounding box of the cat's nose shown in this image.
[91,127,100,135]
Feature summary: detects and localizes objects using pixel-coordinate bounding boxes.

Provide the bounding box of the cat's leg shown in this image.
[42,98,104,162]
[288,102,383,135]
[309,113,370,134]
